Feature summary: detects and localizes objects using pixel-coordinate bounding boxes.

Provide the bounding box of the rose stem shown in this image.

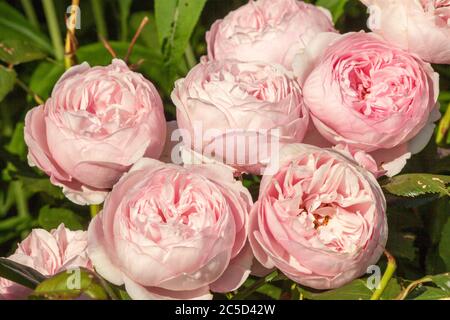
[91,0,108,40]
[100,35,117,58]
[42,0,64,61]
[370,250,397,300]
[64,0,80,70]
[20,0,40,30]
[124,16,149,64]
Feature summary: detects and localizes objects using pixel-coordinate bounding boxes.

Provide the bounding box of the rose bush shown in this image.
[0,224,91,300]
[24,59,166,205]
[87,159,252,300]
[361,0,450,64]
[295,31,440,176]
[249,144,387,289]
[172,58,309,174]
[206,0,336,68]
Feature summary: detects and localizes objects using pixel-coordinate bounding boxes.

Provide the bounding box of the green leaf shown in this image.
[0,257,46,289]
[29,61,64,100]
[17,175,64,199]
[130,12,160,51]
[0,39,46,65]
[316,0,349,22]
[155,0,206,66]
[412,286,449,300]
[5,122,26,160]
[119,0,133,41]
[299,279,372,300]
[0,2,52,54]
[438,219,450,270]
[32,268,108,300]
[0,65,16,103]
[38,205,86,231]
[382,174,450,197]
[380,278,403,300]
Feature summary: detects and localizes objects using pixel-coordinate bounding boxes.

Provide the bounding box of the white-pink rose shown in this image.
[172,58,309,175]
[249,144,387,290]
[296,32,440,176]
[206,0,335,68]
[87,159,252,300]
[362,0,450,64]
[0,224,91,300]
[24,59,167,205]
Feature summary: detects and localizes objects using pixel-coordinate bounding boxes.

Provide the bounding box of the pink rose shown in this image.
[87,159,253,300]
[0,224,91,300]
[296,32,440,176]
[24,59,166,205]
[362,0,450,64]
[172,58,309,175]
[249,144,387,290]
[206,0,335,68]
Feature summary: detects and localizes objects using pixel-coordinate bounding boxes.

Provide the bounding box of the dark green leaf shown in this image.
[0,2,52,54]
[0,257,46,289]
[299,279,372,300]
[412,286,449,300]
[316,0,349,22]
[38,205,86,231]
[32,268,108,300]
[130,12,160,51]
[0,65,16,103]
[438,219,450,270]
[5,122,26,160]
[29,61,64,100]
[18,176,64,199]
[382,174,450,197]
[0,39,46,65]
[118,0,133,41]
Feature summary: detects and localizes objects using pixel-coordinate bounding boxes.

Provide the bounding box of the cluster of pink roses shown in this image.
[1,0,448,300]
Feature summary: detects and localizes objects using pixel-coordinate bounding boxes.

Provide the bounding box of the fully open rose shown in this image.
[249,144,387,290]
[172,58,309,175]
[87,159,252,300]
[295,32,440,176]
[0,225,91,300]
[361,0,450,64]
[24,59,166,205]
[206,0,335,68]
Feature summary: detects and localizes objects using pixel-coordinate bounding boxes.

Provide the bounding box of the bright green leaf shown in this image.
[382,174,450,197]
[29,61,64,100]
[130,12,160,51]
[299,279,372,300]
[0,65,16,103]
[0,39,46,65]
[17,176,64,199]
[32,268,108,300]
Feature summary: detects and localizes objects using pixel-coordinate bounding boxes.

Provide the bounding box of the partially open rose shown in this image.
[249,144,387,290]
[206,0,335,68]
[362,0,450,64]
[88,159,252,300]
[24,59,166,205]
[0,224,91,300]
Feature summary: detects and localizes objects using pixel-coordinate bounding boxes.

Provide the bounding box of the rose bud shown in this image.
[361,0,450,64]
[0,224,91,300]
[87,159,253,300]
[172,58,309,175]
[206,0,335,69]
[24,59,167,205]
[249,144,387,290]
[295,32,440,176]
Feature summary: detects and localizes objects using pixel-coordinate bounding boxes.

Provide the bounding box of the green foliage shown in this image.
[0,66,16,103]
[382,174,450,197]
[316,0,349,22]
[38,205,86,231]
[0,257,46,289]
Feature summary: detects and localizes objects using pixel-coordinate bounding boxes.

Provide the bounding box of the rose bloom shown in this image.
[0,224,91,300]
[88,159,252,300]
[206,0,335,68]
[24,59,166,205]
[362,0,450,64]
[249,144,387,289]
[296,32,440,176]
[172,58,309,175]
